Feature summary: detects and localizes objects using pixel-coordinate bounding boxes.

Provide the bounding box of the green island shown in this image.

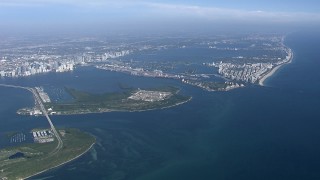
[44,86,191,115]
[0,128,95,180]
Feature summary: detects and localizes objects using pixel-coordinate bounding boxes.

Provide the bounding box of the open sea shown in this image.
[1,31,320,180]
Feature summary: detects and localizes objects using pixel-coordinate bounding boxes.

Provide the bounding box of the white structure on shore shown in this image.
[32,129,54,143]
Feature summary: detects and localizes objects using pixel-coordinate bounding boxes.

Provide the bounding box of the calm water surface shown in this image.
[1,32,320,180]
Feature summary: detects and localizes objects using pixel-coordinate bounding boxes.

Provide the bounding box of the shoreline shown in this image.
[20,99,192,178]
[259,48,293,86]
[18,97,192,116]
[57,97,192,115]
[23,142,95,180]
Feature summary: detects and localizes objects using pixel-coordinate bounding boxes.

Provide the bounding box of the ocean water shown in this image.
[1,32,320,180]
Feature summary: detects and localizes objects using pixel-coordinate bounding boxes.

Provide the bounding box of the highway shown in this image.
[0,83,63,152]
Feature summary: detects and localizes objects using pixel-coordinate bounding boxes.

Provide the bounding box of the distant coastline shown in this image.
[259,47,294,86]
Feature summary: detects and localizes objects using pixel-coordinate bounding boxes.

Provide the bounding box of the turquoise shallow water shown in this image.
[1,32,320,180]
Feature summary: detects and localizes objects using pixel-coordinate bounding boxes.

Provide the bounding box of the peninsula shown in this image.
[0,128,95,180]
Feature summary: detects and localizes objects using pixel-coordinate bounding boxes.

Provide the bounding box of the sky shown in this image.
[1,0,320,35]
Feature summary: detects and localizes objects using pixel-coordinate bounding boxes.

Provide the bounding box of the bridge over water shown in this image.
[0,84,63,152]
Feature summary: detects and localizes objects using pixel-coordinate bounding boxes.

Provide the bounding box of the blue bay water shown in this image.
[0,32,320,180]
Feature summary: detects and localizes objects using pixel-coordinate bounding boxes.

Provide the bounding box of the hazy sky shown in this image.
[1,0,320,34]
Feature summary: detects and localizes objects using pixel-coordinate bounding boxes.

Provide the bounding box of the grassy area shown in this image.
[46,86,191,115]
[0,128,95,180]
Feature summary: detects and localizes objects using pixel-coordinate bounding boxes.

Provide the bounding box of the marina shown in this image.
[10,133,26,143]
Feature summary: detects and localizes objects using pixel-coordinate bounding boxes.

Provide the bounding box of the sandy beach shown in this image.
[259,48,293,86]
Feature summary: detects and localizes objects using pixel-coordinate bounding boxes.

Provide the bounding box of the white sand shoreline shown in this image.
[259,48,293,86]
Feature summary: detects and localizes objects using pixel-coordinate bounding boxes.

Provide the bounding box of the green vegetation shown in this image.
[201,81,228,90]
[183,79,242,91]
[46,86,191,115]
[0,128,95,180]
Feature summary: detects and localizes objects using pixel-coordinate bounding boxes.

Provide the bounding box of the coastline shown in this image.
[19,98,192,178]
[23,142,95,180]
[19,96,192,116]
[259,48,293,86]
[56,97,192,115]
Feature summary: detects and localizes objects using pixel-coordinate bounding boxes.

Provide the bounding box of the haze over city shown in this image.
[1,1,320,180]
[1,0,320,35]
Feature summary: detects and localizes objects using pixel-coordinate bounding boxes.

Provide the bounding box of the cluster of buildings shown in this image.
[81,50,130,62]
[0,55,75,77]
[182,79,244,91]
[128,90,172,102]
[32,129,54,143]
[225,82,245,91]
[213,47,292,83]
[28,108,43,116]
[96,64,182,79]
[104,50,130,59]
[216,62,273,83]
[0,49,131,78]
